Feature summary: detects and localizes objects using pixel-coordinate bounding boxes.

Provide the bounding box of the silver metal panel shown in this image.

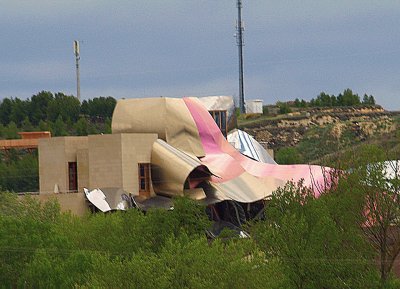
[227,129,276,164]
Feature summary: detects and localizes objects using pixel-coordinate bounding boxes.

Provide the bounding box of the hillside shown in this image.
[238,105,400,165]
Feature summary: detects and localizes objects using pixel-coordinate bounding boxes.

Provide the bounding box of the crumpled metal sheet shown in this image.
[227,129,276,164]
[84,187,132,212]
[112,97,205,157]
[133,195,174,211]
[184,97,332,197]
[184,188,207,200]
[151,139,214,197]
[199,172,284,203]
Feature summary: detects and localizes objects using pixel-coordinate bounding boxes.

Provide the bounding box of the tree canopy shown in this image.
[291,89,377,108]
[0,91,116,139]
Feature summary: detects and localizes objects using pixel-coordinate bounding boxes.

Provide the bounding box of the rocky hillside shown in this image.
[238,106,400,163]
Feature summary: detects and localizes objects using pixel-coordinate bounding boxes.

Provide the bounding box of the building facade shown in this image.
[38,133,158,214]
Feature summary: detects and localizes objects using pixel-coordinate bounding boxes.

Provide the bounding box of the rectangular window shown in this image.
[138,163,150,192]
[68,162,78,191]
[209,110,227,137]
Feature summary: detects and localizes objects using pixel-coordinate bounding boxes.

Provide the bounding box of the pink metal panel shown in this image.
[183,97,331,196]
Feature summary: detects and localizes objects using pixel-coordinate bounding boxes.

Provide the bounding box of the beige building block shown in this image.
[77,149,89,192]
[38,133,158,214]
[39,136,88,194]
[88,134,123,189]
[39,137,66,194]
[120,133,158,196]
[88,133,157,195]
[32,193,89,216]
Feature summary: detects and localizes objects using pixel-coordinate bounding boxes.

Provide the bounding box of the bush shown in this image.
[275,147,303,164]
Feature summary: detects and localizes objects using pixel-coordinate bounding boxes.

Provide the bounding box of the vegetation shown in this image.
[277,101,292,114]
[296,88,376,108]
[238,89,395,165]
[0,91,115,138]
[294,122,400,166]
[1,145,400,288]
[0,196,276,288]
[251,180,379,289]
[275,147,303,164]
[0,150,38,192]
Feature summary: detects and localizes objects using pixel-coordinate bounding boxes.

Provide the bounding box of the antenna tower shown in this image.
[236,0,245,113]
[74,40,81,101]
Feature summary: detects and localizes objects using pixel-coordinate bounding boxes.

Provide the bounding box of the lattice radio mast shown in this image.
[236,0,245,113]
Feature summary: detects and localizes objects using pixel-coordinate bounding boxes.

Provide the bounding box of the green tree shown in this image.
[363,94,376,105]
[277,102,292,114]
[74,117,89,136]
[4,121,19,139]
[10,98,29,126]
[341,88,361,106]
[317,92,333,107]
[84,96,116,119]
[51,115,68,136]
[368,95,376,105]
[344,147,400,286]
[21,116,34,132]
[262,106,269,116]
[104,117,112,134]
[363,94,370,104]
[29,91,54,125]
[0,98,13,125]
[252,180,378,289]
[47,93,80,122]
[0,151,38,192]
[38,120,51,132]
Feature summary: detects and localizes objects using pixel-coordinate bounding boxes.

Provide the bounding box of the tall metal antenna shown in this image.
[74,40,81,101]
[236,0,245,113]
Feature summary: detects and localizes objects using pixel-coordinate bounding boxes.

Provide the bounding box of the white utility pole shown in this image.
[74,40,81,101]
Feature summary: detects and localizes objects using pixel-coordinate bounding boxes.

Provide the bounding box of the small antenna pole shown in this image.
[74,40,81,101]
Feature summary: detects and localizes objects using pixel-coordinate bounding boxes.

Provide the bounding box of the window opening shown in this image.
[138,163,150,192]
[68,162,78,191]
[209,110,227,137]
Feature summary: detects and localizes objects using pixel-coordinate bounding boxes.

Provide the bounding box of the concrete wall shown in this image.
[32,193,89,216]
[88,134,123,189]
[121,133,158,196]
[39,137,88,194]
[87,133,157,195]
[77,149,89,192]
[39,137,67,193]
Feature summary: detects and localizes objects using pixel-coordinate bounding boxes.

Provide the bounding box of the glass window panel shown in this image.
[215,112,220,127]
[140,165,145,177]
[140,179,146,190]
[138,163,150,192]
[221,111,226,130]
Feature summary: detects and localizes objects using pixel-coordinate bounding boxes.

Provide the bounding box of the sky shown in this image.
[1,1,400,109]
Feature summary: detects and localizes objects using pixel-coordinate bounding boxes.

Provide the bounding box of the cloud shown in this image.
[0,60,72,82]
